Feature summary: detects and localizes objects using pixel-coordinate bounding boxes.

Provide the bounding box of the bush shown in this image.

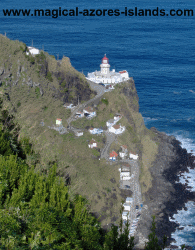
[61,80,67,88]
[101,98,109,105]
[92,149,100,157]
[29,56,35,64]
[35,87,40,98]
[19,44,27,52]
[17,102,21,107]
[46,71,53,82]
[43,106,48,111]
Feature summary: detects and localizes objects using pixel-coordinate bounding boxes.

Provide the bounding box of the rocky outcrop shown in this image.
[120,78,139,112]
[0,34,95,105]
[135,127,195,248]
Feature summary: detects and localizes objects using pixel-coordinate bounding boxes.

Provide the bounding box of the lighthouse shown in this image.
[100,54,110,75]
[86,54,129,85]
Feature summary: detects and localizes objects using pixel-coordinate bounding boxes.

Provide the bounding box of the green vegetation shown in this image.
[17,101,21,107]
[101,98,109,105]
[145,216,167,250]
[0,99,151,249]
[46,71,53,82]
[35,87,40,98]
[92,148,100,157]
[0,35,188,250]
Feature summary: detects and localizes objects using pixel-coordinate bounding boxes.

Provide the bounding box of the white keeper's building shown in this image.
[86,54,129,84]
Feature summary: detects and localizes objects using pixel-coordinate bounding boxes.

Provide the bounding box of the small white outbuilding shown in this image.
[129,151,139,160]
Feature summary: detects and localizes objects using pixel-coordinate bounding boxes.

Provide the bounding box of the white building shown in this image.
[120,172,131,181]
[123,203,131,211]
[75,130,83,137]
[64,103,74,109]
[89,128,103,135]
[108,124,125,134]
[106,119,116,127]
[119,145,128,159]
[26,46,40,56]
[119,151,127,159]
[114,114,122,120]
[56,118,62,125]
[88,139,97,148]
[122,211,130,221]
[86,55,129,84]
[129,151,139,160]
[126,197,133,204]
[83,107,96,118]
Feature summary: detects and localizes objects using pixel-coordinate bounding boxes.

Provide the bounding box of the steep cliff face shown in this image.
[0,35,95,105]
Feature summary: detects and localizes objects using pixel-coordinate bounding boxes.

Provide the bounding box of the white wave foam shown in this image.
[167,201,195,249]
[189,89,195,94]
[175,169,195,192]
[165,133,195,248]
[143,117,158,124]
[172,134,195,156]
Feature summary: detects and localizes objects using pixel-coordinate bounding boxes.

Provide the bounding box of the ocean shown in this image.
[1,0,195,248]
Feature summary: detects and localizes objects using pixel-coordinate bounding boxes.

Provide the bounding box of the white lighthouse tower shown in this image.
[100,54,110,75]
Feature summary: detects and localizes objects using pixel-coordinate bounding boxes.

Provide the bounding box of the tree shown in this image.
[145,215,167,250]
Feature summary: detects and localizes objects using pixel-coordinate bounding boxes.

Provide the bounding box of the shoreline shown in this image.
[135,128,195,249]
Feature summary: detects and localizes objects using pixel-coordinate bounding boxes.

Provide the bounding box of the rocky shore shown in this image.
[135,127,195,249]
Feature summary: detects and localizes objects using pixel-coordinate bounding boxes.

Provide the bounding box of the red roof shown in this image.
[102,54,109,63]
[113,124,120,129]
[121,145,127,149]
[110,151,118,157]
[119,70,127,74]
[56,118,62,121]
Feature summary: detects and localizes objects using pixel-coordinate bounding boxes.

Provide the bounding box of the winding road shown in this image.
[66,79,143,242]
[67,80,106,127]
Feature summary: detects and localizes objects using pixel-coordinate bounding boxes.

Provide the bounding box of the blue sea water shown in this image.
[1,0,195,247]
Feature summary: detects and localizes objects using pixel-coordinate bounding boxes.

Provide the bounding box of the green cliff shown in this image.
[0,35,160,232]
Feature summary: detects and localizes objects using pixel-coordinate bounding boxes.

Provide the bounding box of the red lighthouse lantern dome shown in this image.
[102,54,109,64]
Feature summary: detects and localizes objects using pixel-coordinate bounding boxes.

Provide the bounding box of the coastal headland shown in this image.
[0,34,194,249]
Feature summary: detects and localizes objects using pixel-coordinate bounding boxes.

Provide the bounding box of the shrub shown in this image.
[101,98,109,105]
[17,102,21,107]
[46,71,53,82]
[35,87,40,98]
[91,149,100,157]
[43,106,48,111]
[19,45,27,52]
[61,81,67,88]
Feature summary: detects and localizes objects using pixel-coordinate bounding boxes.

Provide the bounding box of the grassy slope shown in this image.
[73,81,159,201]
[0,34,160,228]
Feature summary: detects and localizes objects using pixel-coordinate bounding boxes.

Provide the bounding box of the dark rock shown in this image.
[110,193,117,200]
[110,178,116,183]
[136,132,195,247]
[0,67,4,75]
